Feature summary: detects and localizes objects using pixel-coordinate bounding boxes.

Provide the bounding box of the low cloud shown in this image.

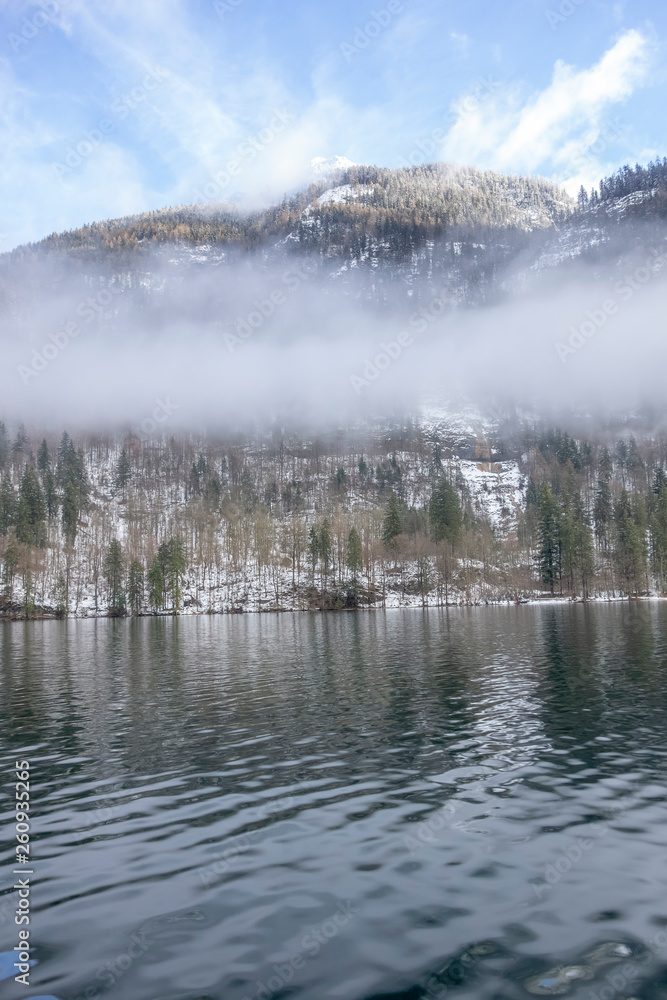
[2,237,667,433]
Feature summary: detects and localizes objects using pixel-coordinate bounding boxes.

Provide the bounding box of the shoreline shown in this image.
[2,592,664,623]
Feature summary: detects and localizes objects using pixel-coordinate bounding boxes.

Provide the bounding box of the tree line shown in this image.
[2,420,667,618]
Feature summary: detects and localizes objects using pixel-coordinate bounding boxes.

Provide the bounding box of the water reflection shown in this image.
[0,605,666,1000]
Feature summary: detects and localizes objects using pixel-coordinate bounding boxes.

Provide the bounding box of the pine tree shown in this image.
[2,535,20,600]
[104,539,125,616]
[56,432,90,530]
[37,440,58,518]
[319,519,332,573]
[429,476,462,545]
[537,482,561,594]
[42,466,58,519]
[308,525,319,581]
[613,490,647,593]
[61,480,79,546]
[37,439,50,474]
[147,557,165,612]
[0,474,16,535]
[15,467,46,547]
[22,569,35,619]
[561,492,595,597]
[12,424,29,455]
[593,474,612,548]
[0,422,9,467]
[168,537,186,612]
[115,450,131,492]
[382,492,404,548]
[347,527,363,578]
[127,560,145,616]
[650,470,667,591]
[54,574,68,617]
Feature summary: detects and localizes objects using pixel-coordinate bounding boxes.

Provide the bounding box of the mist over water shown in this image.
[2,233,667,433]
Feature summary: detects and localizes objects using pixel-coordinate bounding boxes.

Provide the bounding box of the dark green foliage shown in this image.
[148,537,187,612]
[54,574,68,617]
[525,477,539,508]
[537,483,561,594]
[168,537,186,611]
[15,466,46,547]
[650,471,667,590]
[613,490,647,593]
[376,455,402,492]
[382,492,404,547]
[319,519,332,577]
[42,467,58,519]
[240,469,257,514]
[593,474,612,547]
[147,557,165,612]
[12,424,29,454]
[61,481,79,546]
[56,432,89,542]
[127,560,145,616]
[2,535,20,599]
[0,474,16,535]
[429,476,462,545]
[37,442,58,519]
[347,527,362,577]
[0,422,9,467]
[104,539,125,616]
[308,520,333,586]
[560,492,595,598]
[37,439,50,473]
[115,449,131,492]
[308,525,319,579]
[538,429,582,470]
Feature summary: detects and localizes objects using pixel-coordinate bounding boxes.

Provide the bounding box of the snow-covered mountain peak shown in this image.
[310,155,358,178]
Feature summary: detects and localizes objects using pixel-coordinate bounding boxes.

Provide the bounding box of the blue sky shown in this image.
[0,0,665,250]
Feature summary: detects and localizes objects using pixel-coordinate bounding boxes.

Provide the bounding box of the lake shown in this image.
[1,605,667,1000]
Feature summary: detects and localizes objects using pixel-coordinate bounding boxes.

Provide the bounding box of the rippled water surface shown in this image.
[2,605,667,1000]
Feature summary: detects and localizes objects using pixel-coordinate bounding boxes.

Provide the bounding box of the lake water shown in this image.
[1,605,667,1000]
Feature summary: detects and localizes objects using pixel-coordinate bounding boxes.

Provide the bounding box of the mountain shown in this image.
[2,159,667,618]
[3,159,667,318]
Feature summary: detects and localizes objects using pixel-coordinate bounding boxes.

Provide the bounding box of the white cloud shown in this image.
[441,29,651,191]
[450,31,470,55]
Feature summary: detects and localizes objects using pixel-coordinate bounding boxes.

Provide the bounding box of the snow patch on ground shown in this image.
[316,184,373,206]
